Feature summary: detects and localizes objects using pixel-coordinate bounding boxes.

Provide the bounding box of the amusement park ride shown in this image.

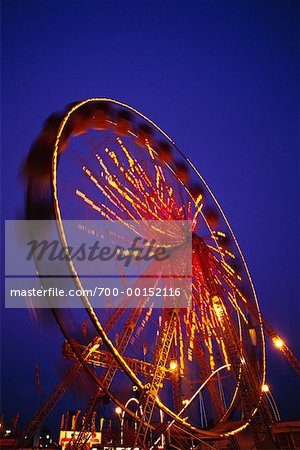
[10,99,300,449]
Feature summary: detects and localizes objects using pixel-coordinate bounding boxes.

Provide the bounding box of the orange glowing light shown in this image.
[169,360,178,371]
[262,384,269,393]
[273,337,284,349]
[115,406,122,415]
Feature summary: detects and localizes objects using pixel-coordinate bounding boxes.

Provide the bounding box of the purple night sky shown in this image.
[1,0,299,432]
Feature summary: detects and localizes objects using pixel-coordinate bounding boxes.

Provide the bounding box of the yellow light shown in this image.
[169,360,178,371]
[262,384,269,393]
[273,337,284,349]
[115,406,122,415]
[212,295,223,320]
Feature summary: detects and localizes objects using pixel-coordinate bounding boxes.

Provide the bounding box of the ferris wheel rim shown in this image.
[39,97,265,438]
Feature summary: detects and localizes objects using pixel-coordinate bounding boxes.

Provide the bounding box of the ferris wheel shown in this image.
[24,98,275,448]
